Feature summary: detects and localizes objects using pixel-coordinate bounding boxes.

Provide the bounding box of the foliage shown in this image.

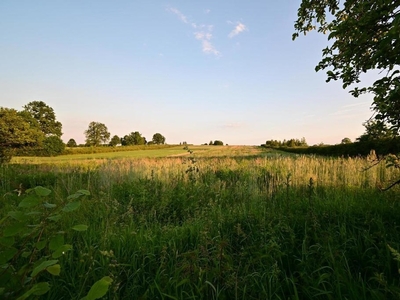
[341,137,352,144]
[109,135,121,147]
[84,122,110,147]
[0,186,95,299]
[42,136,65,156]
[0,108,44,163]
[294,0,400,132]
[66,138,78,147]
[265,137,308,148]
[23,101,62,137]
[121,131,146,146]
[212,140,224,145]
[357,119,396,142]
[152,133,166,145]
[2,153,400,298]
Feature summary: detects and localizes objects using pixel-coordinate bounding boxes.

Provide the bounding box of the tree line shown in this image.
[0,101,166,162]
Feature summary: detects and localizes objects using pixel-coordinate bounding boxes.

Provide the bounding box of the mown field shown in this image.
[1,146,400,299]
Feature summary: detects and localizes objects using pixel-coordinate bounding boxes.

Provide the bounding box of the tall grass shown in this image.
[1,152,400,299]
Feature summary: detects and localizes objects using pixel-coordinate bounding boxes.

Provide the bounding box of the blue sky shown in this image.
[0,1,374,145]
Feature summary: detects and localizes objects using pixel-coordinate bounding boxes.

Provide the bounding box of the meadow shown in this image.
[1,146,400,299]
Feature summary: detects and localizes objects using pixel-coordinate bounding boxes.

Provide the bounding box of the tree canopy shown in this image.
[121,132,146,146]
[109,135,121,147]
[152,133,166,145]
[23,101,63,137]
[66,138,77,147]
[84,122,110,146]
[0,108,44,162]
[294,0,400,132]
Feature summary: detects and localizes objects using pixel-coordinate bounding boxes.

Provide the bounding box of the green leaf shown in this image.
[43,202,57,208]
[21,251,31,258]
[36,240,47,250]
[0,236,15,247]
[72,224,88,231]
[32,282,51,295]
[47,264,61,276]
[62,201,81,212]
[47,214,62,222]
[34,186,52,197]
[0,287,4,295]
[3,222,25,237]
[0,247,17,264]
[52,244,72,258]
[77,189,90,196]
[80,276,113,300]
[18,194,41,208]
[7,211,27,221]
[49,234,64,251]
[31,260,58,277]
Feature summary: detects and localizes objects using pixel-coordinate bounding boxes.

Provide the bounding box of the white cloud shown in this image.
[228,22,247,38]
[204,9,211,14]
[167,6,220,56]
[194,31,220,56]
[166,7,188,24]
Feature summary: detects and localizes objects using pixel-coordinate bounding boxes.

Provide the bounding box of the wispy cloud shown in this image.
[166,7,188,24]
[167,6,220,56]
[228,22,247,38]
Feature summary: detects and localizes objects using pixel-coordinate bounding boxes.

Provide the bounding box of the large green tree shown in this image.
[294,0,400,131]
[121,132,146,146]
[23,101,63,137]
[84,122,110,146]
[0,108,44,162]
[152,133,166,145]
[109,135,121,147]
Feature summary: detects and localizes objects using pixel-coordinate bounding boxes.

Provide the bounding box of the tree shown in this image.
[109,135,121,147]
[341,137,352,144]
[43,136,65,156]
[66,138,77,147]
[23,101,62,137]
[84,122,110,146]
[152,133,166,145]
[121,131,146,146]
[294,1,400,132]
[357,119,395,142]
[0,108,44,163]
[213,140,224,145]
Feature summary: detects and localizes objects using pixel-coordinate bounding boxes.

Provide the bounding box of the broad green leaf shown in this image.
[0,236,14,247]
[43,202,57,208]
[81,276,113,300]
[62,201,81,212]
[31,260,58,277]
[77,189,90,195]
[52,244,72,258]
[3,222,25,237]
[32,282,51,295]
[7,211,27,221]
[34,186,52,197]
[18,194,41,208]
[47,264,61,276]
[67,193,81,200]
[49,234,64,251]
[0,287,4,295]
[72,224,88,231]
[47,214,62,222]
[21,251,31,258]
[17,282,51,299]
[35,240,47,250]
[0,247,17,264]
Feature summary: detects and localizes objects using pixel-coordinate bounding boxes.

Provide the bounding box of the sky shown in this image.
[0,1,375,145]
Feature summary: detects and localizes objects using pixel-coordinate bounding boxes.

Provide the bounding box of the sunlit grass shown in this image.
[2,147,400,299]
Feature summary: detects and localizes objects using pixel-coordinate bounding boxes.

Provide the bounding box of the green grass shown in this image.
[2,147,400,299]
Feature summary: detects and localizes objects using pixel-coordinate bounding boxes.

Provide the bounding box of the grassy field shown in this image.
[2,146,400,299]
